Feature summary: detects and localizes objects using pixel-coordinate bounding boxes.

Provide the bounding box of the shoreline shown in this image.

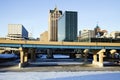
[0,65,120,72]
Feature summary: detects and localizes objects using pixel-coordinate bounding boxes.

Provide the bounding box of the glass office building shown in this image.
[58,11,77,42]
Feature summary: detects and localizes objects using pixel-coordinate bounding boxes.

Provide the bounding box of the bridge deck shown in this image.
[0,40,120,49]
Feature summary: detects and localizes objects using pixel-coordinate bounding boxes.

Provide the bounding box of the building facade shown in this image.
[110,31,120,39]
[79,29,95,42]
[48,7,62,41]
[7,24,28,40]
[94,24,101,36]
[80,29,95,39]
[58,11,77,42]
[94,25,108,38]
[40,31,48,42]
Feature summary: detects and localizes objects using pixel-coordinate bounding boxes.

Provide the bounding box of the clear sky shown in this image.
[0,0,120,38]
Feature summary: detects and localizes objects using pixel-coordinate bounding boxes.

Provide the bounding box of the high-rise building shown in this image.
[48,7,62,41]
[7,24,28,40]
[58,11,77,42]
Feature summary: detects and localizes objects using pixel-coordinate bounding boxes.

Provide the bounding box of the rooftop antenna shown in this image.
[54,4,57,10]
[95,21,100,28]
[54,0,57,9]
[97,21,99,26]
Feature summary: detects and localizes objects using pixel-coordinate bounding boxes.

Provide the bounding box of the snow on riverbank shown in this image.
[0,53,18,59]
[40,54,69,59]
[0,71,120,80]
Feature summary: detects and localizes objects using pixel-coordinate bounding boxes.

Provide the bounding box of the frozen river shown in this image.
[0,54,120,80]
[0,71,120,80]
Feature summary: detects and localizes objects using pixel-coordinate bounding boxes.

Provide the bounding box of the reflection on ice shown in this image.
[0,53,18,59]
[40,54,69,59]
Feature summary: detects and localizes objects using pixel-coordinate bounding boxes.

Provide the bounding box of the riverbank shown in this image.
[0,63,120,72]
[0,58,120,72]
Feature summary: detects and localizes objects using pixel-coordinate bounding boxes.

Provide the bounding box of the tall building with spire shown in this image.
[94,24,101,35]
[48,7,62,41]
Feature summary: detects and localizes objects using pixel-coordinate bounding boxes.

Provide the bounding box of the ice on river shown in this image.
[0,71,120,80]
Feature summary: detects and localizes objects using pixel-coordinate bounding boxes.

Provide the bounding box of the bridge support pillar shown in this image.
[92,50,98,65]
[83,49,89,62]
[70,53,75,58]
[30,48,36,62]
[24,51,28,63]
[110,49,117,58]
[75,54,81,58]
[98,51,105,67]
[47,49,53,59]
[110,49,117,62]
[19,47,29,68]
[75,49,82,59]
[92,49,106,67]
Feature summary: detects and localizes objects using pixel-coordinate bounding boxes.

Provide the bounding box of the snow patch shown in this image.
[40,54,69,59]
[0,71,119,80]
[0,53,18,59]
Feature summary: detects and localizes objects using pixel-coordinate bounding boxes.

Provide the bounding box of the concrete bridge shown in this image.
[0,40,120,68]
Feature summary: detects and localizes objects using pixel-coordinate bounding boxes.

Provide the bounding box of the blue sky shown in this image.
[0,0,120,38]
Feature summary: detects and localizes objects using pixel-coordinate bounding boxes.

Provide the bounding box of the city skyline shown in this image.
[0,0,120,38]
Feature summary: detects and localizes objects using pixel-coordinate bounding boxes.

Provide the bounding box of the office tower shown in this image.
[58,11,77,42]
[48,7,62,41]
[8,24,28,40]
